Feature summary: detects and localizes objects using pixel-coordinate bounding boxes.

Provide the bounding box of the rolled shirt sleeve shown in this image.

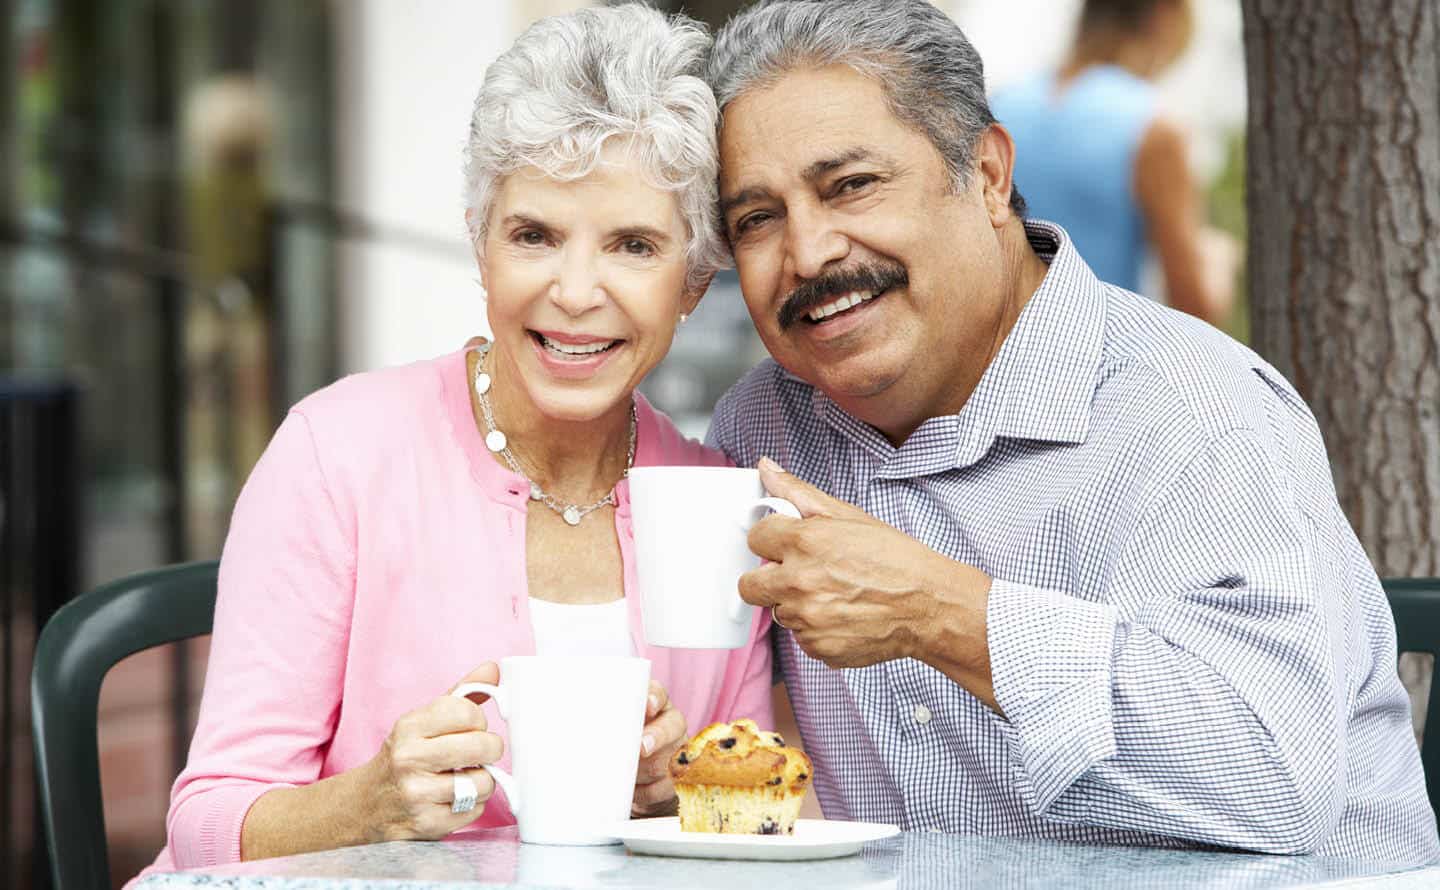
[984,429,1348,852]
[987,580,1118,816]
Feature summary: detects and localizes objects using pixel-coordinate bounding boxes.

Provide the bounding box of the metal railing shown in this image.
[0,379,79,890]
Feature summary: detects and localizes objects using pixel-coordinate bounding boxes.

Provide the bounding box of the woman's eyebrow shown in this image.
[605,224,673,244]
[499,213,550,229]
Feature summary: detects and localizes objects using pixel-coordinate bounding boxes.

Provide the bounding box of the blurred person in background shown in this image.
[129,4,773,882]
[991,0,1239,326]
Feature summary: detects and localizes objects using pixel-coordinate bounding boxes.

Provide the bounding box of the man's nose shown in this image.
[550,247,607,315]
[784,206,849,282]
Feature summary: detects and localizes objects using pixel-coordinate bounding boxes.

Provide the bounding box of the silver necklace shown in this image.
[472,344,637,526]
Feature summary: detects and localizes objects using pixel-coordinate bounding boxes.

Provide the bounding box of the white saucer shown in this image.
[614,817,900,861]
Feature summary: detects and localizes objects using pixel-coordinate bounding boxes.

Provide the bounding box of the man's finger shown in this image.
[747,511,806,564]
[738,561,786,608]
[758,456,865,520]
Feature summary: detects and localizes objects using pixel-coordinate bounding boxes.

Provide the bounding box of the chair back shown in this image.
[1385,577,1440,818]
[30,561,218,890]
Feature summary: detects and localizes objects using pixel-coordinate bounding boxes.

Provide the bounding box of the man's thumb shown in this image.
[757,456,850,519]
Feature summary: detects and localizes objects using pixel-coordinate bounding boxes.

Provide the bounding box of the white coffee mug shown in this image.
[452,655,652,845]
[628,466,800,648]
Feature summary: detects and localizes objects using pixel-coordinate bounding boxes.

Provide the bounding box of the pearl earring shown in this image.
[679,313,689,325]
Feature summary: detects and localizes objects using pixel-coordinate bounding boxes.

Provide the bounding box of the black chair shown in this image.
[1385,577,1440,818]
[31,561,218,890]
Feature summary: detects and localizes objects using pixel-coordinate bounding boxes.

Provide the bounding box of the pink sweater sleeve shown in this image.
[165,410,357,867]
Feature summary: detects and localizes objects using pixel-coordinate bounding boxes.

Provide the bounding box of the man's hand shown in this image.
[741,458,998,708]
[632,681,685,817]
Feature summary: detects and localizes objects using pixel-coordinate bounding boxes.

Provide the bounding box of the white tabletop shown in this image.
[134,826,1440,890]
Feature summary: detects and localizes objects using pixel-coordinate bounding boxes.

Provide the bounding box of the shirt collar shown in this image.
[977,219,1107,449]
[807,219,1107,474]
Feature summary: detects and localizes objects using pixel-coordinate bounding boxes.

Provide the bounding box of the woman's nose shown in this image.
[549,249,607,315]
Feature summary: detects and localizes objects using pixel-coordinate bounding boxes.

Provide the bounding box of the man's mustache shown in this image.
[777,263,909,331]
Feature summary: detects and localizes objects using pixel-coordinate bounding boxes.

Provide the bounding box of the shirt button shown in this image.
[913,704,932,725]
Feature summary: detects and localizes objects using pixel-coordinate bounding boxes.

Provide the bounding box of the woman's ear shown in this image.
[465,208,487,288]
[682,272,716,317]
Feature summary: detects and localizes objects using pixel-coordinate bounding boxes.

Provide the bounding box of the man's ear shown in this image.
[976,123,1019,229]
[682,271,716,317]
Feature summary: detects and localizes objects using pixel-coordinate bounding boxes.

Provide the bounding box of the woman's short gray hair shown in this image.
[464,3,729,293]
[708,0,1025,215]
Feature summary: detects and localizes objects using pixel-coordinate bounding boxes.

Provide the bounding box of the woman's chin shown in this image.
[524,382,637,427]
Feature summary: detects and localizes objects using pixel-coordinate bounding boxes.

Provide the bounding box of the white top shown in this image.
[528,597,636,657]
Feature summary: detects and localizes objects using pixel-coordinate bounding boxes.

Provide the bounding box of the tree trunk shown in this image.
[1242,0,1440,732]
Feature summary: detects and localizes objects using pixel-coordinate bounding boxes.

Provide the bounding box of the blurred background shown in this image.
[0,1,1247,886]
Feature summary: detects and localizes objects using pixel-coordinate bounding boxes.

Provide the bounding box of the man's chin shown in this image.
[788,357,903,406]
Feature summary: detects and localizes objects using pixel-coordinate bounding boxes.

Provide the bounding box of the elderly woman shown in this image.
[132,4,771,877]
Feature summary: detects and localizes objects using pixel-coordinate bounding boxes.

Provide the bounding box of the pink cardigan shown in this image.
[133,348,774,880]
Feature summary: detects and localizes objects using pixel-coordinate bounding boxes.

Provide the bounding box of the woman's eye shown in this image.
[621,238,655,257]
[515,230,547,246]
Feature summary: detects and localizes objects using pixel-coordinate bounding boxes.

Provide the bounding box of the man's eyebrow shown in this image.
[719,148,894,220]
[719,187,773,219]
[802,147,892,182]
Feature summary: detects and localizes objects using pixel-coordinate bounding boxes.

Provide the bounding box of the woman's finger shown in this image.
[633,775,677,811]
[423,766,496,806]
[409,729,505,772]
[640,704,686,759]
[448,662,500,705]
[646,680,669,720]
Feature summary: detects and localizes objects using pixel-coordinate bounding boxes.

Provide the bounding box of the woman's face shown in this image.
[479,144,700,425]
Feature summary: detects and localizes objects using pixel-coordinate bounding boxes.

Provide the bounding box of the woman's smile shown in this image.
[528,328,628,379]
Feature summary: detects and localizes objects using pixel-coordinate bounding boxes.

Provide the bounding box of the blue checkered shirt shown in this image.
[706,220,1439,862]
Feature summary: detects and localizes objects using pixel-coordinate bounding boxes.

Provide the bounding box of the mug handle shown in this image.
[729,496,803,623]
[451,683,521,817]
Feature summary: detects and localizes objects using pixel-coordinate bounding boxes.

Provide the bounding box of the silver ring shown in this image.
[451,772,479,814]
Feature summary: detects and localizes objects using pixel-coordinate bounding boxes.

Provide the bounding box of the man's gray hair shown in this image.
[708,0,1025,214]
[464,3,729,292]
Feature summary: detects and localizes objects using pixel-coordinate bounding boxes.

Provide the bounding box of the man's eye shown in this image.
[735,212,770,235]
[837,175,877,194]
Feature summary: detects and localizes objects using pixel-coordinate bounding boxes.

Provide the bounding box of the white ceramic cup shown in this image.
[627,466,801,649]
[451,655,652,845]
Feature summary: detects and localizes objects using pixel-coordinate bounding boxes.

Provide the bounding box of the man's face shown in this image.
[718,64,1007,426]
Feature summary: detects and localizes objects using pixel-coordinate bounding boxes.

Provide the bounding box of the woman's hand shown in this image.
[632,680,687,817]
[366,663,506,841]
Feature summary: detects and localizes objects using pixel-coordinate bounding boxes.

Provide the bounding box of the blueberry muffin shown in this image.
[669,718,812,834]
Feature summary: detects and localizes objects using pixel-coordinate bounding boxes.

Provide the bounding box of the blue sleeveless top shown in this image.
[990,66,1158,292]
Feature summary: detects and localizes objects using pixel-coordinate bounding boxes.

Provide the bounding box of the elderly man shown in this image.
[704,0,1438,861]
